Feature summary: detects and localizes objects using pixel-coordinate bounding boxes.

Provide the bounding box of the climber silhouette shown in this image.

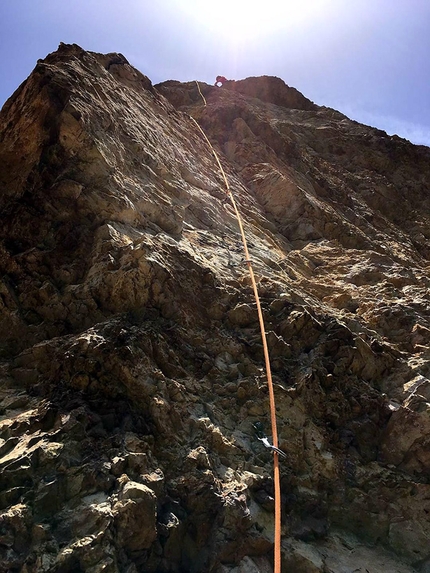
[214,75,227,87]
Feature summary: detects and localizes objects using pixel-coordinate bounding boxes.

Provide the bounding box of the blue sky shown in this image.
[1,0,429,146]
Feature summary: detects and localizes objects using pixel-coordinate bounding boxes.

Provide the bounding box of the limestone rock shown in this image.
[0,42,429,572]
[113,481,157,552]
[222,76,318,111]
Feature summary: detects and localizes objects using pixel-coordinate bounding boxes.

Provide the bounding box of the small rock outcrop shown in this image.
[223,75,318,111]
[0,43,429,572]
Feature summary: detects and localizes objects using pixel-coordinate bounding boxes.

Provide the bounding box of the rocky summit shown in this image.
[0,42,430,573]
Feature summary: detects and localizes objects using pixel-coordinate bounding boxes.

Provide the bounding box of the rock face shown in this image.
[0,43,430,572]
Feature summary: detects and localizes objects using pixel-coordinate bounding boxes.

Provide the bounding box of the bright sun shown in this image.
[178,0,326,42]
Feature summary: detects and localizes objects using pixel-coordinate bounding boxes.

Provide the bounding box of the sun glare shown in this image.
[178,0,327,42]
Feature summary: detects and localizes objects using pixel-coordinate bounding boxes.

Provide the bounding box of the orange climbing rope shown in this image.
[195,79,207,106]
[190,87,282,573]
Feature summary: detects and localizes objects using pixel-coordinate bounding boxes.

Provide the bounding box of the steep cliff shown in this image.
[0,43,429,573]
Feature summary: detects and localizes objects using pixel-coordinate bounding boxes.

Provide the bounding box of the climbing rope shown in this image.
[190,82,282,573]
[195,80,207,106]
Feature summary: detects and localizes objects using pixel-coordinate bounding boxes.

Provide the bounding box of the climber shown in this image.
[214,75,228,87]
[253,421,287,458]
